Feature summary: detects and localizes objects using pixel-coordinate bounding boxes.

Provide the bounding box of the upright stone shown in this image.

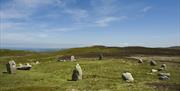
[71,55,76,61]
[6,60,16,74]
[138,59,143,63]
[150,60,157,66]
[72,64,82,81]
[98,54,103,60]
[161,64,167,69]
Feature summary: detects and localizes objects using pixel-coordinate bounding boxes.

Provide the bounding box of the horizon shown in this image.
[0,0,180,48]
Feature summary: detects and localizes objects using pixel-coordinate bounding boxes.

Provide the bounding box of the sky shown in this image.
[0,0,180,48]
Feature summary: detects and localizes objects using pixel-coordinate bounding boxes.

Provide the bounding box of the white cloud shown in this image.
[95,16,127,27]
[0,22,26,31]
[141,6,152,12]
[64,9,89,21]
[46,27,77,32]
[91,0,120,16]
[0,0,64,20]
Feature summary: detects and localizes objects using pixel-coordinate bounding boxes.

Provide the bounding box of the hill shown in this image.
[54,46,180,57]
[0,49,35,57]
[0,46,180,91]
[168,46,180,50]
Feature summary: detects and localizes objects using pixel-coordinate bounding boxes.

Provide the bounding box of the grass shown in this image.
[1,57,180,91]
[0,47,180,91]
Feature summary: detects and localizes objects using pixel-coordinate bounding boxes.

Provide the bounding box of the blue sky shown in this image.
[0,0,179,48]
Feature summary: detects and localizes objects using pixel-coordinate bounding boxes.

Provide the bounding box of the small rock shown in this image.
[158,67,164,71]
[151,69,158,73]
[158,73,171,77]
[159,75,170,80]
[35,61,40,64]
[122,72,134,82]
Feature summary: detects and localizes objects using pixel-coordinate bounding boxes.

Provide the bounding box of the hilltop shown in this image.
[53,46,180,58]
[1,46,180,58]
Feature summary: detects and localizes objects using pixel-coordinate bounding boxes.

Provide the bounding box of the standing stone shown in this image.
[138,59,143,63]
[122,72,134,82]
[150,60,157,66]
[71,55,76,61]
[72,64,82,81]
[98,54,103,60]
[72,69,79,81]
[6,60,16,74]
[161,64,167,69]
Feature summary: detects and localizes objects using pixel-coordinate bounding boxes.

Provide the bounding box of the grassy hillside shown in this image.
[0,49,36,57]
[54,46,180,58]
[0,58,180,91]
[168,46,180,50]
[0,46,180,91]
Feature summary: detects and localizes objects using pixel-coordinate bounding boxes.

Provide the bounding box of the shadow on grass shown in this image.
[84,74,120,80]
[146,82,180,91]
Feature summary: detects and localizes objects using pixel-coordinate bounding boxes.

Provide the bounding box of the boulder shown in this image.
[158,73,171,77]
[159,75,170,80]
[138,59,143,63]
[72,64,82,81]
[150,60,157,66]
[122,72,134,82]
[17,63,32,70]
[6,60,16,74]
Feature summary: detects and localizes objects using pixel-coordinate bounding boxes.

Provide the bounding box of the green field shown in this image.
[0,47,180,91]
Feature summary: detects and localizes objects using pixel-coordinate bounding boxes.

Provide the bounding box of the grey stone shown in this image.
[138,59,143,63]
[72,64,82,81]
[72,69,79,81]
[6,60,16,74]
[150,60,157,66]
[122,72,134,82]
[70,55,76,61]
[35,61,40,64]
[16,63,32,70]
[161,64,167,69]
[158,73,171,77]
[159,75,170,80]
[98,54,103,60]
[151,69,158,73]
[158,67,164,71]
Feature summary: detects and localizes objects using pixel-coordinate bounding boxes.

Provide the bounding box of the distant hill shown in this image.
[54,46,180,57]
[168,46,180,50]
[1,46,180,57]
[0,49,35,57]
